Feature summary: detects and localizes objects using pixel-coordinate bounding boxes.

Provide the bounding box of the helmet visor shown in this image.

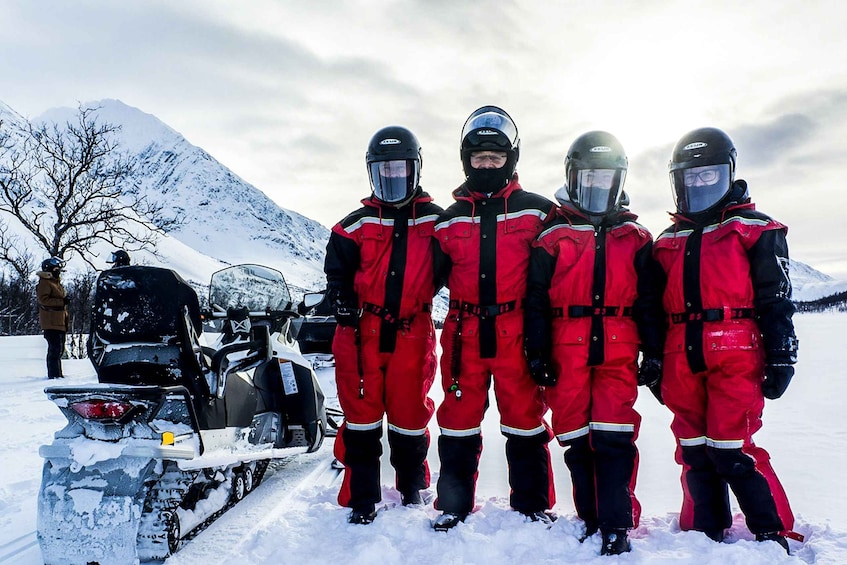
[671,164,731,214]
[461,111,518,150]
[369,159,419,203]
[573,168,625,214]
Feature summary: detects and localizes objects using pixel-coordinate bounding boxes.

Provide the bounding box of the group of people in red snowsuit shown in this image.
[323,107,800,555]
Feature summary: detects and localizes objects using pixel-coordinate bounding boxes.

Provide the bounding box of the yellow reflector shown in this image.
[161,431,175,445]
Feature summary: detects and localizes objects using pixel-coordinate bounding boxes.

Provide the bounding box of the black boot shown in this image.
[432,512,467,531]
[348,504,377,525]
[401,489,423,506]
[756,532,790,553]
[579,521,599,542]
[704,529,725,543]
[520,510,557,525]
[600,529,631,556]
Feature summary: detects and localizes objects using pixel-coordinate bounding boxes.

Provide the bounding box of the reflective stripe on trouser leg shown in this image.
[678,442,731,532]
[387,428,431,496]
[434,434,482,515]
[334,424,383,508]
[505,429,554,513]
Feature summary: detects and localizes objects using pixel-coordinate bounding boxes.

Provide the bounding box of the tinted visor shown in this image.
[369,159,419,203]
[671,164,731,214]
[461,111,518,150]
[573,168,625,214]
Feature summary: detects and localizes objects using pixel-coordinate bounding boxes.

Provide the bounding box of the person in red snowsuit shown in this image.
[524,131,665,555]
[648,127,801,552]
[324,126,443,524]
[431,106,556,531]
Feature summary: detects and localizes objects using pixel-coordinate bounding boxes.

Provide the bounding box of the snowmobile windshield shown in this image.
[461,111,518,150]
[369,159,419,203]
[671,164,731,214]
[572,168,625,214]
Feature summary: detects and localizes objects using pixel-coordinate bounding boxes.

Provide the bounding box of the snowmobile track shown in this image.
[154,446,341,564]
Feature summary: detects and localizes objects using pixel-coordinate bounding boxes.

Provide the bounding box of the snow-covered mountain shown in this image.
[790,260,847,302]
[34,100,331,293]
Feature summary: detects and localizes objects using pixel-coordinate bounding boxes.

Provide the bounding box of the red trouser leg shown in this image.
[663,346,794,535]
[332,324,384,508]
[333,316,437,508]
[549,341,641,529]
[435,314,554,514]
[384,316,437,495]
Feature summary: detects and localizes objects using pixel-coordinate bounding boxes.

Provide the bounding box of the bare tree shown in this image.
[0,104,182,268]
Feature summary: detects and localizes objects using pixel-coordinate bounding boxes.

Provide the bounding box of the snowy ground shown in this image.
[2,313,847,564]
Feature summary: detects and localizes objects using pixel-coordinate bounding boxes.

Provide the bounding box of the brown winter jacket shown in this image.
[36,271,69,332]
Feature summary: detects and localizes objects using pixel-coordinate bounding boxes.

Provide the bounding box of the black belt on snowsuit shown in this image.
[670,307,755,324]
[360,301,432,356]
[551,305,633,318]
[448,299,518,319]
[361,301,430,329]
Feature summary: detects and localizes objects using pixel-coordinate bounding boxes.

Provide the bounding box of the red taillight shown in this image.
[70,399,135,421]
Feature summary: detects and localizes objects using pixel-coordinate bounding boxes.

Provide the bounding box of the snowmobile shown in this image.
[37,264,332,564]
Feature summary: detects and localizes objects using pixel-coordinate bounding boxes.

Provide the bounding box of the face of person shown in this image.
[579,169,615,190]
[377,160,412,178]
[683,165,721,188]
[470,151,508,169]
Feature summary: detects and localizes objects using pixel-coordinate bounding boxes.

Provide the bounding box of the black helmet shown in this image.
[564,131,628,216]
[41,257,65,272]
[669,127,746,217]
[107,249,131,267]
[365,126,422,205]
[460,105,520,193]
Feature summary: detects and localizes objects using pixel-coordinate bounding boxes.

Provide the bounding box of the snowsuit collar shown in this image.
[360,189,434,210]
[555,199,638,227]
[669,201,756,228]
[451,174,522,203]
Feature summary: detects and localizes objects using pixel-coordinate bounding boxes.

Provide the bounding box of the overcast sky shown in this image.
[2,0,846,278]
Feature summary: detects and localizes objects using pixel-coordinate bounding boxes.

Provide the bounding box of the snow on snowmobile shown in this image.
[37,264,331,564]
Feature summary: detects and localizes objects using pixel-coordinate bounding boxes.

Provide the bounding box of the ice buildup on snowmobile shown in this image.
[37,264,333,564]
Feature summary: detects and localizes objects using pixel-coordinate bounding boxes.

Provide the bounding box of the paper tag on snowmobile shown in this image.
[279,360,300,395]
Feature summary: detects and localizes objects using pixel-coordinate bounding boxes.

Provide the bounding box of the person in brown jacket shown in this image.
[37,257,69,379]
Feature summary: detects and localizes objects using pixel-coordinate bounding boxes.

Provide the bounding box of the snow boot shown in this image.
[600,529,631,556]
[520,510,557,525]
[348,504,377,525]
[432,512,467,531]
[756,532,790,553]
[579,521,599,542]
[704,529,725,543]
[401,489,423,506]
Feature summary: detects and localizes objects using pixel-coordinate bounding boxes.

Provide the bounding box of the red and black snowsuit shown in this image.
[433,176,556,516]
[524,202,664,532]
[652,200,799,539]
[324,192,443,509]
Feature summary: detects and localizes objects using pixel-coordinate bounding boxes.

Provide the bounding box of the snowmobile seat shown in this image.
[88,266,210,400]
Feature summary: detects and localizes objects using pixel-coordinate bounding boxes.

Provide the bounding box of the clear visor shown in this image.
[461,111,518,148]
[573,168,625,214]
[671,164,731,214]
[369,159,419,203]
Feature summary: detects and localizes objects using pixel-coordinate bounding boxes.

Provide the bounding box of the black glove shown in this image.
[330,294,359,328]
[638,356,664,405]
[527,355,558,387]
[325,287,359,328]
[762,364,794,400]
